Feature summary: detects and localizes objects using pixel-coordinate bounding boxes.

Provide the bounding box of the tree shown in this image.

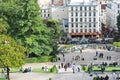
[0,16,26,80]
[0,34,26,80]
[45,19,61,57]
[0,0,53,56]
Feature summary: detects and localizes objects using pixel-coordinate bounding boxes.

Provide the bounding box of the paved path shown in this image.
[9,47,120,80]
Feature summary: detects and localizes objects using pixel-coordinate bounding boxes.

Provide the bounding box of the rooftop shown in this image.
[68,1,99,6]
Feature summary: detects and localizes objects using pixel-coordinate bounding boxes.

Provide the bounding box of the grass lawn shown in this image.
[82,66,120,72]
[0,78,6,80]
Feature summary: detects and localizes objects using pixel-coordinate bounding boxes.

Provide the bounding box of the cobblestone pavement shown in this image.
[10,45,120,80]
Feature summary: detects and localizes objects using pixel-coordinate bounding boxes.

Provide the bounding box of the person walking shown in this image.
[64,63,67,71]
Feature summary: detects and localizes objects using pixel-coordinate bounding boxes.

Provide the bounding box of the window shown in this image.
[93,18,96,22]
[89,12,91,16]
[85,12,87,16]
[76,12,78,16]
[85,6,87,11]
[71,12,73,16]
[71,23,74,27]
[89,18,91,22]
[89,29,91,32]
[44,14,46,17]
[80,13,82,16]
[76,7,78,11]
[118,10,120,14]
[44,10,46,13]
[66,29,68,31]
[93,29,96,32]
[80,25,82,27]
[76,29,78,33]
[93,12,96,16]
[85,18,87,22]
[71,7,73,11]
[89,7,91,10]
[76,18,78,22]
[71,18,74,22]
[85,29,87,32]
[85,25,87,27]
[48,14,50,17]
[89,23,91,27]
[72,29,74,33]
[118,4,120,8]
[65,24,68,27]
[80,7,82,10]
[93,24,96,27]
[76,23,78,27]
[80,29,83,32]
[93,6,96,10]
[80,18,82,22]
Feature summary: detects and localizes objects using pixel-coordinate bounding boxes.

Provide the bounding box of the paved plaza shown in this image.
[10,44,120,80]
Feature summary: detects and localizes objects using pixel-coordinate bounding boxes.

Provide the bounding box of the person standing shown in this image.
[72,63,76,73]
[64,63,67,71]
[113,73,117,80]
[96,51,98,56]
[104,75,109,80]
[1,68,5,78]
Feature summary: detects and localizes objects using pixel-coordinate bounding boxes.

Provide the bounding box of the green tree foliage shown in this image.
[0,34,26,80]
[0,18,9,34]
[45,19,61,56]
[0,0,56,56]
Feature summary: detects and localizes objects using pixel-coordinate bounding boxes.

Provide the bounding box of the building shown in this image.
[68,0,102,38]
[39,0,102,38]
[106,0,120,30]
[41,6,52,19]
[37,0,51,6]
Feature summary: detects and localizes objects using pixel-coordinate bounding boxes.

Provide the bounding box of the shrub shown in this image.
[49,78,52,80]
[81,66,86,71]
[50,65,57,73]
[113,42,120,47]
[93,77,96,80]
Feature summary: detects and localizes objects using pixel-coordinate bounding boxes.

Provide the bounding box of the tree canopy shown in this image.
[0,0,61,57]
[0,34,26,68]
[0,17,26,80]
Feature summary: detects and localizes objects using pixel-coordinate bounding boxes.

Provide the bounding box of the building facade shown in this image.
[106,1,120,30]
[68,1,102,38]
[39,0,102,38]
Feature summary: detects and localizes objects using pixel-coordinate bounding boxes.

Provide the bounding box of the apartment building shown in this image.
[39,0,102,38]
[106,0,120,30]
[68,1,102,38]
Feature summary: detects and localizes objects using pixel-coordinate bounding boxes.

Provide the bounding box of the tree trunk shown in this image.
[7,67,10,80]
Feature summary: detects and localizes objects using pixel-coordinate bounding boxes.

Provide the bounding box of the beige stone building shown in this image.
[37,0,51,6]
